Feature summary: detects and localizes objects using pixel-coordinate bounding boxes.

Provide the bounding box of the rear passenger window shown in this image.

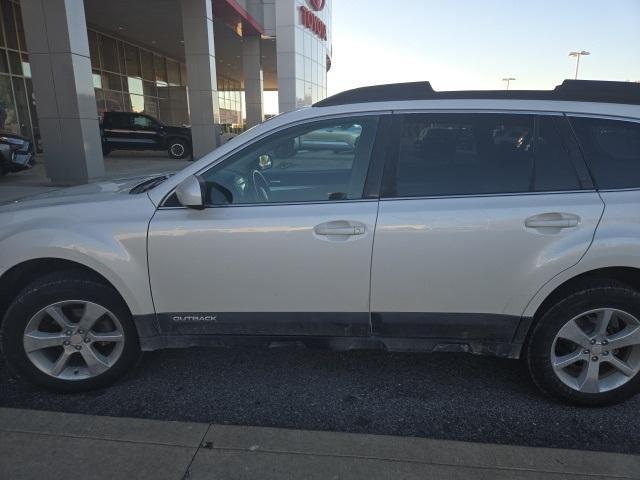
[534,117,582,191]
[569,117,640,189]
[105,114,130,129]
[390,113,582,197]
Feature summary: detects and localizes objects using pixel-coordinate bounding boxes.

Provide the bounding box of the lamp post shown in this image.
[569,51,590,79]
[502,77,516,90]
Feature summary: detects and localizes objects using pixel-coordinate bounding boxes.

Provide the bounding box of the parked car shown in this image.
[100,112,192,159]
[0,132,35,176]
[2,80,640,407]
[275,124,362,157]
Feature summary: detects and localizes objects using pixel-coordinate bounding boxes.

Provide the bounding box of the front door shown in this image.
[148,115,384,337]
[370,112,604,345]
[130,114,162,150]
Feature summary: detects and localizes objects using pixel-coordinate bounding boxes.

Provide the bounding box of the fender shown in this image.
[162,134,191,150]
[0,195,156,316]
[523,195,640,318]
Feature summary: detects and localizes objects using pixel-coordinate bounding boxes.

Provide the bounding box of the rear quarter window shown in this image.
[570,117,640,189]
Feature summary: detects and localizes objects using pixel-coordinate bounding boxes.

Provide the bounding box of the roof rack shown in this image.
[313,80,640,107]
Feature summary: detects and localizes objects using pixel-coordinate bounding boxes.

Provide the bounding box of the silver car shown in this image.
[1,79,640,406]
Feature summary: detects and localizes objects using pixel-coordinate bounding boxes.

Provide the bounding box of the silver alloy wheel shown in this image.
[23,300,125,380]
[170,143,185,157]
[551,308,640,393]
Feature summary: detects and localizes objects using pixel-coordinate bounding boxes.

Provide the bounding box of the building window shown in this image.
[0,4,193,143]
[90,31,188,127]
[217,75,243,132]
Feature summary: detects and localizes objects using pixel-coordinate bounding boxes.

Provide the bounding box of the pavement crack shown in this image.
[181,424,214,479]
[0,427,198,449]
[208,446,637,480]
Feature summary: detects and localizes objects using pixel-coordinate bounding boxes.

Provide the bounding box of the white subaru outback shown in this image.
[1,80,640,406]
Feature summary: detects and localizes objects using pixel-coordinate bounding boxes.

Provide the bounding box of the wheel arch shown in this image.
[165,135,191,149]
[532,267,640,321]
[515,267,640,353]
[0,258,135,328]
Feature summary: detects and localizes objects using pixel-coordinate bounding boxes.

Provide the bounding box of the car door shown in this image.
[130,114,162,149]
[147,115,387,337]
[370,112,604,346]
[102,112,134,150]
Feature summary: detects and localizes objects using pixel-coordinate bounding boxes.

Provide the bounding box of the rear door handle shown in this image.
[525,213,580,229]
[314,221,366,236]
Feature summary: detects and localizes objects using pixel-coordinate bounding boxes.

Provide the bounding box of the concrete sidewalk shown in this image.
[0,152,187,202]
[0,408,638,479]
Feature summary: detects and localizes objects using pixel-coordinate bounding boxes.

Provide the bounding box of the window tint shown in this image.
[391,113,581,197]
[200,117,378,205]
[133,115,156,128]
[570,117,640,189]
[105,113,130,129]
[533,117,581,191]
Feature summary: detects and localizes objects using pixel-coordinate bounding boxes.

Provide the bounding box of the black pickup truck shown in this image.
[100,112,192,159]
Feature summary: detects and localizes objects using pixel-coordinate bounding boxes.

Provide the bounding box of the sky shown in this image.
[327,0,640,94]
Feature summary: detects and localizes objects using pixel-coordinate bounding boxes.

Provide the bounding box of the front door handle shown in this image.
[314,221,366,236]
[525,213,580,229]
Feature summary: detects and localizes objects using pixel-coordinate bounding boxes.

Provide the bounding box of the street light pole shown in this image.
[502,77,516,90]
[568,51,590,79]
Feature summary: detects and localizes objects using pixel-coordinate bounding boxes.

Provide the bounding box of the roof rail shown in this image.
[313,82,435,107]
[313,79,640,107]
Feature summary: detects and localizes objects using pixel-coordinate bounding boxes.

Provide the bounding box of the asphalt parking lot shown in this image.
[1,346,639,455]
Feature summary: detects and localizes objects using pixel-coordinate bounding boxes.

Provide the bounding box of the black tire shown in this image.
[167,138,190,160]
[0,271,141,392]
[526,278,640,407]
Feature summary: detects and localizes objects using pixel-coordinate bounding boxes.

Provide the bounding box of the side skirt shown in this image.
[133,312,531,359]
[136,333,523,359]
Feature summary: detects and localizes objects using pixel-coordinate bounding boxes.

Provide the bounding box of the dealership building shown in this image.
[0,0,332,183]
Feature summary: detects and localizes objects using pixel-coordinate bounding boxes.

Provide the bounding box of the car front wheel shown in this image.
[1,271,140,392]
[526,279,640,406]
[168,139,190,160]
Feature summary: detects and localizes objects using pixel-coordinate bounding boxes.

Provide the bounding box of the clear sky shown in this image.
[327,0,640,94]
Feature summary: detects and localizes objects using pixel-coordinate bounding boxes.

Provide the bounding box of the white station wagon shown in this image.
[1,80,640,406]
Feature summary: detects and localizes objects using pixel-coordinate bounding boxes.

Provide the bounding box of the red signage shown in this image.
[300,6,327,40]
[308,0,326,11]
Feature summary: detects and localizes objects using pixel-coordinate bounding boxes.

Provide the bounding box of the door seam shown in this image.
[517,193,606,324]
[367,199,381,335]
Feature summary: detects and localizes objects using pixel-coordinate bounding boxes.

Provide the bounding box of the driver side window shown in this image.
[200,117,378,205]
[133,115,156,129]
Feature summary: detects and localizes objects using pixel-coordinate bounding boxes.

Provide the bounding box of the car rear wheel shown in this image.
[1,271,140,392]
[526,279,640,406]
[168,139,190,159]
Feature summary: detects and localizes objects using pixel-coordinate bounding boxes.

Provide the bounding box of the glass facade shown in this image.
[275,0,331,112]
[89,30,190,127]
[0,0,38,147]
[217,75,244,133]
[0,2,246,147]
[0,0,331,152]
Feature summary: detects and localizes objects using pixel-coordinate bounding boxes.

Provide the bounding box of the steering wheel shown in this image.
[251,169,271,202]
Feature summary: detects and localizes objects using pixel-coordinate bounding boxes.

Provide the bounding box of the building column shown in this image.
[182,0,220,159]
[243,35,264,128]
[21,0,104,184]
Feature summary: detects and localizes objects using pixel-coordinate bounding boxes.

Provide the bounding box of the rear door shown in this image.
[370,112,604,346]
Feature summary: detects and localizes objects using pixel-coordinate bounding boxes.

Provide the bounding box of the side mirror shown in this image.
[175,175,205,210]
[257,154,272,170]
